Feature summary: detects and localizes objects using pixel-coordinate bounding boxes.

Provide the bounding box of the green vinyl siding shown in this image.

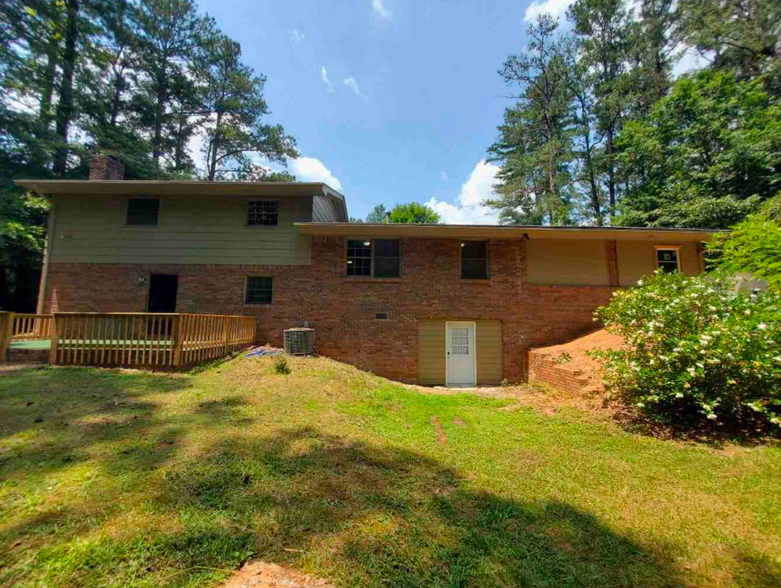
[50,194,312,265]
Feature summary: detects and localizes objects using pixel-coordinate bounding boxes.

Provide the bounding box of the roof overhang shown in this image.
[294,222,723,242]
[14,180,348,221]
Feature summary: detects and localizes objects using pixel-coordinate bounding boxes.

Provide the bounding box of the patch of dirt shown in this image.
[453,416,467,427]
[533,328,624,384]
[430,415,447,443]
[220,561,335,588]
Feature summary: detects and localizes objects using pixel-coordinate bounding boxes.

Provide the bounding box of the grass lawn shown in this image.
[1,356,779,588]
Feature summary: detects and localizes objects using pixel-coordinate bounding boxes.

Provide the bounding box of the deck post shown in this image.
[0,312,11,363]
[49,313,59,364]
[172,314,184,367]
[223,316,229,356]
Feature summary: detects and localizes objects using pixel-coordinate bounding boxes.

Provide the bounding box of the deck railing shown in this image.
[11,314,54,341]
[49,313,257,367]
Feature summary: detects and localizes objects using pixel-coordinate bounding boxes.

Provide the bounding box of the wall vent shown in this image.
[374,312,389,321]
[283,328,315,355]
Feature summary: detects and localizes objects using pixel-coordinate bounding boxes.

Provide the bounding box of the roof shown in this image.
[14,180,349,221]
[295,222,723,242]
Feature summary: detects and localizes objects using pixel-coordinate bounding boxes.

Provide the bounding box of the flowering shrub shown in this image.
[592,271,781,430]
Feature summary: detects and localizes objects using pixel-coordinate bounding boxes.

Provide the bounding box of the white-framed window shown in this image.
[655,246,681,273]
[248,199,279,226]
[126,198,160,226]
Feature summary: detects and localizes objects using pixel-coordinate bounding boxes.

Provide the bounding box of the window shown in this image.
[461,241,488,279]
[655,246,681,273]
[127,198,159,226]
[248,200,278,226]
[245,277,273,304]
[346,238,401,278]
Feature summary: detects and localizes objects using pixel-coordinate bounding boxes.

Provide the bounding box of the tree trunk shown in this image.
[40,34,60,128]
[0,265,10,310]
[207,112,223,181]
[606,127,616,218]
[152,68,167,167]
[52,0,79,177]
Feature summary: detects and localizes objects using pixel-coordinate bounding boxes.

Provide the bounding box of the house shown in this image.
[17,156,718,386]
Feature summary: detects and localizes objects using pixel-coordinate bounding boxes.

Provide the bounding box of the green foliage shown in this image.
[388,202,441,224]
[274,356,291,375]
[616,70,781,228]
[593,271,781,430]
[365,204,388,223]
[708,193,781,291]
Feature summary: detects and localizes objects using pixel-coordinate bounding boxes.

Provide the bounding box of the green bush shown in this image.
[274,356,291,375]
[592,271,781,430]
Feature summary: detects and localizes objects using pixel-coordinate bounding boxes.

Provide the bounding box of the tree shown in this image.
[708,193,781,291]
[487,15,576,225]
[567,0,633,218]
[132,0,213,171]
[676,0,781,95]
[197,34,297,181]
[616,70,781,229]
[365,204,388,223]
[388,203,441,224]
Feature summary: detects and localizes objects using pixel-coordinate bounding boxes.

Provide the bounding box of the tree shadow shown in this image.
[150,427,691,588]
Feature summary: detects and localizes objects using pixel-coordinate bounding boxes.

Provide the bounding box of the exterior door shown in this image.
[446,322,476,386]
[148,274,178,313]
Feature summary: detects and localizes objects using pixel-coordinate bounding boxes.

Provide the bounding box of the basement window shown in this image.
[346,239,401,278]
[375,312,390,321]
[126,198,159,226]
[245,277,273,304]
[461,241,488,280]
[655,246,681,273]
[248,199,278,226]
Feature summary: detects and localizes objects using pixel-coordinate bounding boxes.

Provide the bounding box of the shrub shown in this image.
[592,271,781,430]
[273,356,291,375]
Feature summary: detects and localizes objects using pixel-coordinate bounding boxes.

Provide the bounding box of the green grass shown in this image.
[0,357,779,588]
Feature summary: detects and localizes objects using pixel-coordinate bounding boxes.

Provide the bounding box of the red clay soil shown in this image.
[219,561,335,588]
[535,328,624,376]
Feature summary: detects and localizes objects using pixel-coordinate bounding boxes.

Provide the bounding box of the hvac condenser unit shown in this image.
[283,328,315,355]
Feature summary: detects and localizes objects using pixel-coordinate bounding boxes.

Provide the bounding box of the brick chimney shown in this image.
[89,155,125,180]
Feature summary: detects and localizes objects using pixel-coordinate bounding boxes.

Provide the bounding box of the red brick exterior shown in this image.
[43,237,611,383]
[89,155,125,180]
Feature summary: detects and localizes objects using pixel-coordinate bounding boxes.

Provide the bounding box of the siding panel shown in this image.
[51,194,311,265]
[418,320,445,385]
[476,320,503,385]
[312,195,340,222]
[527,240,609,285]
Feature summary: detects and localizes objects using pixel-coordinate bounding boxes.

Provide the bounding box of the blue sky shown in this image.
[195,0,704,223]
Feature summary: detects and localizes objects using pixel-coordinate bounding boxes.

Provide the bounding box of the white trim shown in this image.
[654,245,682,272]
[445,321,477,387]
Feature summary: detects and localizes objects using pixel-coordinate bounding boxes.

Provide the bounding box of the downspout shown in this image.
[36,200,58,315]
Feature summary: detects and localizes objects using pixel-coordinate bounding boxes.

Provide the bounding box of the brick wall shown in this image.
[43,237,614,383]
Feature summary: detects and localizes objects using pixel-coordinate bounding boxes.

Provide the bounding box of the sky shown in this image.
[194,0,706,224]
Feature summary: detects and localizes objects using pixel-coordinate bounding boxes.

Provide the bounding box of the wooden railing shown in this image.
[11,314,54,341]
[49,313,257,367]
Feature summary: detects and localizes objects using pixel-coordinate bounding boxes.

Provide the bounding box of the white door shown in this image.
[446,322,476,386]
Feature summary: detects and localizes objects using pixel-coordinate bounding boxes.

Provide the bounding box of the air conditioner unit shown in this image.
[283,328,315,355]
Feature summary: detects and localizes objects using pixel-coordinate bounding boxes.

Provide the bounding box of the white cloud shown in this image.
[320,67,335,93]
[291,157,343,190]
[371,0,392,19]
[524,0,574,22]
[343,76,368,102]
[290,29,305,44]
[426,160,501,225]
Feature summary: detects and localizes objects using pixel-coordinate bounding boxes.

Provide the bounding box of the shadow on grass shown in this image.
[145,426,692,588]
[0,366,775,587]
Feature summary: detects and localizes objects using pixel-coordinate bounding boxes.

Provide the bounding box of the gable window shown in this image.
[126,198,159,226]
[245,277,273,304]
[461,240,488,279]
[346,238,401,278]
[248,199,278,226]
[655,246,681,273]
